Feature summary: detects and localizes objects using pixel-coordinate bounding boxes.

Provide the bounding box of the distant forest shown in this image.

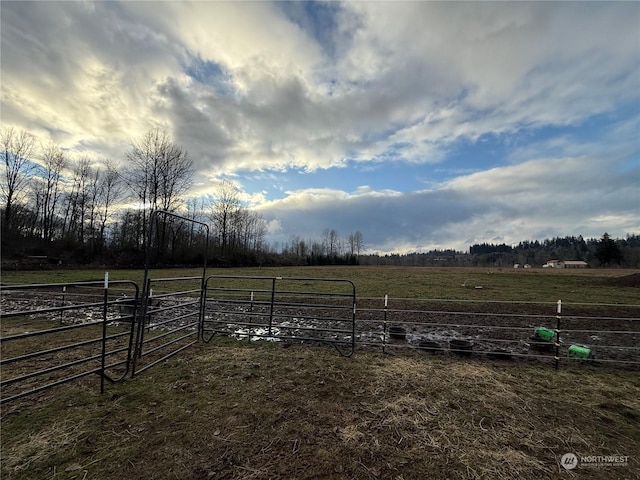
[359,233,640,269]
[2,127,639,269]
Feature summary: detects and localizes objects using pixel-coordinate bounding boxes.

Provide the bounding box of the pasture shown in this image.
[1,266,639,479]
[3,265,640,304]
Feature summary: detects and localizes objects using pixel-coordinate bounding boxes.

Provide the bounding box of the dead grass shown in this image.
[1,266,639,479]
[2,339,639,479]
[3,266,640,304]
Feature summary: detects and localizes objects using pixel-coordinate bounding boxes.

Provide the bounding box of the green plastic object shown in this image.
[535,327,555,341]
[568,345,591,359]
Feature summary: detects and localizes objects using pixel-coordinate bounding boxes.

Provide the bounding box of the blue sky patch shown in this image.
[184,55,235,97]
[275,0,341,60]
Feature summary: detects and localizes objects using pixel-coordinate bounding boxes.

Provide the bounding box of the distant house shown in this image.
[543,260,588,268]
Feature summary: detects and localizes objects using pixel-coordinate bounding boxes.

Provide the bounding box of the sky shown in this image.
[1,1,639,254]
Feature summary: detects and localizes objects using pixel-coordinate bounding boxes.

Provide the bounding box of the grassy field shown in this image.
[2,265,640,304]
[1,340,639,480]
[1,266,639,479]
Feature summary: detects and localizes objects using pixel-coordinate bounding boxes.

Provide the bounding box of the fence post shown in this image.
[59,286,66,325]
[268,278,278,336]
[554,300,562,370]
[100,272,109,393]
[199,277,208,343]
[382,294,388,354]
[131,277,150,378]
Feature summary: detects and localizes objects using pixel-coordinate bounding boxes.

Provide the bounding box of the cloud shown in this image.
[4,1,636,166]
[1,1,638,252]
[1,1,184,156]
[256,151,639,253]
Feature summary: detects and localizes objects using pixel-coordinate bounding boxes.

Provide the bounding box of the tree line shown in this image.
[360,234,640,268]
[2,126,637,269]
[277,229,365,266]
[1,126,364,268]
[1,127,272,266]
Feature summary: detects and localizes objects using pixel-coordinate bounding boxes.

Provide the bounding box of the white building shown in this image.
[543,260,588,268]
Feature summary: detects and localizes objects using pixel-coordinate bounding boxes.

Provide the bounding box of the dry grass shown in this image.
[2,339,639,479]
[3,266,640,304]
[2,266,639,478]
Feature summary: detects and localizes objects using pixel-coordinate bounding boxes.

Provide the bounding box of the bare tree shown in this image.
[209,180,242,255]
[184,196,210,249]
[203,183,267,257]
[296,237,308,258]
[158,143,193,212]
[248,211,267,251]
[322,228,339,257]
[1,127,37,229]
[96,159,122,251]
[289,236,307,257]
[122,129,194,249]
[34,142,66,241]
[87,167,101,248]
[348,231,365,257]
[311,240,324,257]
[61,156,92,242]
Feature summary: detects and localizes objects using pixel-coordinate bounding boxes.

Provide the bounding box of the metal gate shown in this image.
[1,212,361,403]
[0,278,139,404]
[131,275,205,376]
[131,210,209,376]
[201,275,357,357]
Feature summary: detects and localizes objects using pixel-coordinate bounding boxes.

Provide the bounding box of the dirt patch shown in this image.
[595,272,640,288]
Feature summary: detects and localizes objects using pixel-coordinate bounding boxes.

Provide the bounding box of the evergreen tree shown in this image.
[595,233,623,266]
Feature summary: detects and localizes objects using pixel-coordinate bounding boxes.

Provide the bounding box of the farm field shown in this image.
[2,265,640,304]
[1,266,639,479]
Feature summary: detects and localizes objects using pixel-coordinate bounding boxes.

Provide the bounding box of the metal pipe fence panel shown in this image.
[0,279,139,404]
[353,297,640,367]
[202,276,357,357]
[2,275,637,406]
[131,210,209,377]
[131,276,202,376]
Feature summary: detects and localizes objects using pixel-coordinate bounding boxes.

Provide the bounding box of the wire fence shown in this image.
[354,296,640,367]
[1,278,638,405]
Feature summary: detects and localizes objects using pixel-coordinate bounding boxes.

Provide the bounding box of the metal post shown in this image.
[131,277,149,377]
[100,273,109,394]
[268,278,277,336]
[554,300,562,371]
[197,224,209,341]
[59,285,66,324]
[351,287,357,357]
[134,210,157,374]
[382,294,388,355]
[248,291,254,341]
[199,281,208,343]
